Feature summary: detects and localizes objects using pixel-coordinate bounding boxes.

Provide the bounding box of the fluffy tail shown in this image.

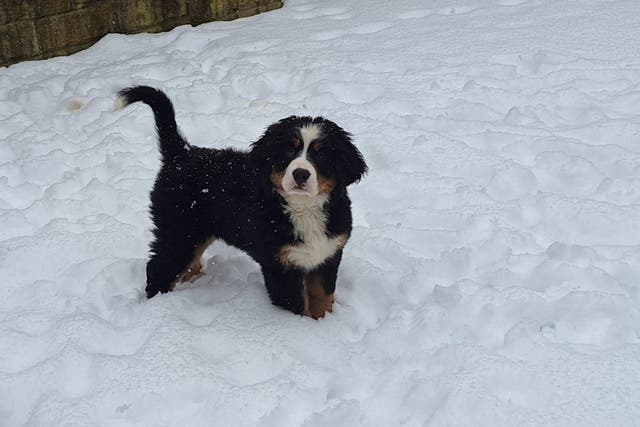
[115,86,189,158]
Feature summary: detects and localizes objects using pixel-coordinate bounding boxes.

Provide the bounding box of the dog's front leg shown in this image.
[303,250,342,319]
[260,266,306,315]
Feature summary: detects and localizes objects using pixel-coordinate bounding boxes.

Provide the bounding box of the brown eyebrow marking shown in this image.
[291,138,302,148]
[310,141,323,151]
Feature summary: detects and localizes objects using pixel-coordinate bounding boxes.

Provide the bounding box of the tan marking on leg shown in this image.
[302,283,311,317]
[277,245,293,269]
[335,233,348,249]
[177,237,216,283]
[304,274,334,319]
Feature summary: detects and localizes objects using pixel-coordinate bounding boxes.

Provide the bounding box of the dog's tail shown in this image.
[115,86,189,159]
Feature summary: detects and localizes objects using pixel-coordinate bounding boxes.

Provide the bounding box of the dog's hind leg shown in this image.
[145,232,211,298]
[177,237,216,283]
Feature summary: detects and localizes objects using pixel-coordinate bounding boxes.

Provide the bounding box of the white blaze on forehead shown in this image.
[299,124,322,148]
[281,123,323,196]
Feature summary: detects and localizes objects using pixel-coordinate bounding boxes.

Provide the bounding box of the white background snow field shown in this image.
[1,0,640,425]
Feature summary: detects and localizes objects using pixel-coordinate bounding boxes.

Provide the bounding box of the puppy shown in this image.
[116,86,367,318]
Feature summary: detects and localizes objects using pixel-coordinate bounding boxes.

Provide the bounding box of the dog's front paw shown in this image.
[303,274,335,319]
[178,265,205,283]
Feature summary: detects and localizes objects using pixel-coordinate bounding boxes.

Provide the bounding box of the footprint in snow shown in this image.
[497,0,532,5]
[311,22,393,41]
[397,6,478,20]
[289,7,352,20]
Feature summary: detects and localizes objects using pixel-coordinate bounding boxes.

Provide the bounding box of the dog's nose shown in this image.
[292,168,311,186]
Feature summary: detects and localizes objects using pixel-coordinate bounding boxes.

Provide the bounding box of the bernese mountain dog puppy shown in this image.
[115,86,367,319]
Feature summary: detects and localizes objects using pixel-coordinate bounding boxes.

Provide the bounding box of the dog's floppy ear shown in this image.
[333,128,367,187]
[249,134,275,195]
[249,116,301,190]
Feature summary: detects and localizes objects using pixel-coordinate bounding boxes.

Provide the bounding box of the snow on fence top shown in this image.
[0,0,283,67]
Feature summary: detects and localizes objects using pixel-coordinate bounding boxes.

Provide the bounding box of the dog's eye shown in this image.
[316,148,330,159]
[286,139,301,154]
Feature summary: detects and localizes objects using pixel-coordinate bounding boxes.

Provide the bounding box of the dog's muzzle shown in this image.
[282,159,318,195]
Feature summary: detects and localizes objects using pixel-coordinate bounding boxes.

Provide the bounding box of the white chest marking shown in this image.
[279,193,347,270]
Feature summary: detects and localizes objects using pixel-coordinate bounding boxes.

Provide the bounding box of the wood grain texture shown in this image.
[0,0,283,66]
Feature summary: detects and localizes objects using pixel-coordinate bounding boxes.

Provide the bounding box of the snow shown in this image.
[2,0,640,425]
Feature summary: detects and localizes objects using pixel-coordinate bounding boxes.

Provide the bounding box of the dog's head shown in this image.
[251,116,367,198]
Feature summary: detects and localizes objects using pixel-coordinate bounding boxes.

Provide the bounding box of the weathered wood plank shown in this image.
[0,0,73,25]
[0,0,283,66]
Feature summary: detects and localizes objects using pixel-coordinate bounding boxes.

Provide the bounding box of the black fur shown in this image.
[117,86,367,317]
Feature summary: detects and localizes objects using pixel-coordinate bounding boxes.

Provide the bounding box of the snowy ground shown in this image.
[2,0,640,425]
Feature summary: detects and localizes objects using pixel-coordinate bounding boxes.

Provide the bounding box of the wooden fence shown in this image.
[0,0,283,66]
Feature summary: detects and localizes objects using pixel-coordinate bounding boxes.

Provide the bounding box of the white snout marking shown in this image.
[282,124,322,196]
[282,157,318,195]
